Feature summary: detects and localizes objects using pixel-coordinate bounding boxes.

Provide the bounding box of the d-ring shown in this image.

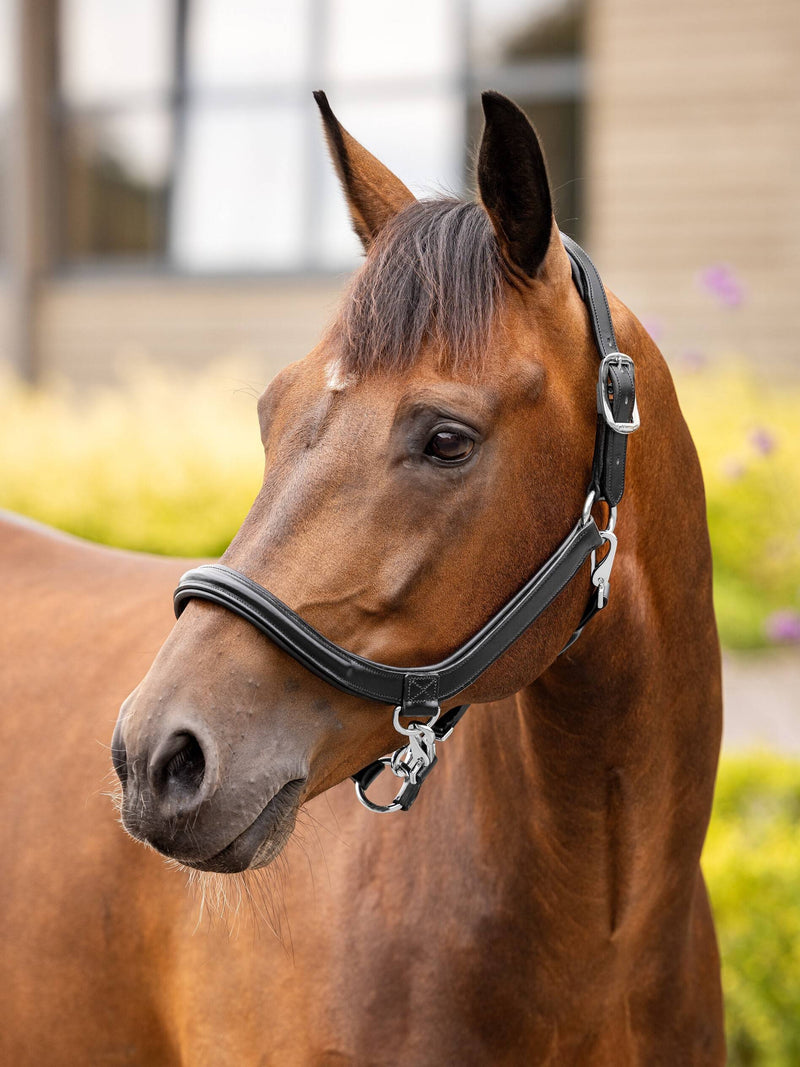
[582,490,596,525]
[582,490,617,534]
[393,704,440,736]
[353,758,405,814]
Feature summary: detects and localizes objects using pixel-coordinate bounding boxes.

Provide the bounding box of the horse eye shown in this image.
[424,430,475,463]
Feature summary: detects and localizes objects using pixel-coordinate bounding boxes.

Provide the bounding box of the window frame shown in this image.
[51,0,584,279]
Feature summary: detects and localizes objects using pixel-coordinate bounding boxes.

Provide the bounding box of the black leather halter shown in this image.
[173,234,638,813]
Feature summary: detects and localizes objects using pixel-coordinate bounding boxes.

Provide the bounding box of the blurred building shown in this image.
[0,0,796,384]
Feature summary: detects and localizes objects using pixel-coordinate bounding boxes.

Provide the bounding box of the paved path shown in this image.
[722,650,800,752]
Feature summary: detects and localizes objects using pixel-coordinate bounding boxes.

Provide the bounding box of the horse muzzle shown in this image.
[111,708,307,872]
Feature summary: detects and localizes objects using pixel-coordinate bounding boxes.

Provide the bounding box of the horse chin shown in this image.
[124,777,306,874]
[196,779,305,873]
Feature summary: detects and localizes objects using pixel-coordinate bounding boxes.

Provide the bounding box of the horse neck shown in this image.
[434,323,722,947]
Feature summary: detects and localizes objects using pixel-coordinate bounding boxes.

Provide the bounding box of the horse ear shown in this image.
[313,91,416,250]
[477,91,554,280]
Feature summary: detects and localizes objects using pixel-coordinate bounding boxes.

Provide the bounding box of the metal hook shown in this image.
[590,528,617,609]
[354,706,441,814]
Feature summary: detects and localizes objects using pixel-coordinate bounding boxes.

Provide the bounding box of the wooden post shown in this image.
[7,0,56,382]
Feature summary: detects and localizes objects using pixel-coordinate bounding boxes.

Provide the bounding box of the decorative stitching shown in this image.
[404,674,439,708]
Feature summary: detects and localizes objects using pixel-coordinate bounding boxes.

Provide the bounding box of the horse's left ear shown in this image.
[313,90,416,251]
[477,91,554,280]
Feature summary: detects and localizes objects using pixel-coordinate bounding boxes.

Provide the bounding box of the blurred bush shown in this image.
[0,362,263,557]
[675,363,800,649]
[705,754,800,1066]
[0,359,798,646]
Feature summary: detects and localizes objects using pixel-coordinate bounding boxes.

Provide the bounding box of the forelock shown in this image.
[330,199,504,377]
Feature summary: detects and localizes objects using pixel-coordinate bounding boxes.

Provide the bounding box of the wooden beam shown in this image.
[7,0,56,382]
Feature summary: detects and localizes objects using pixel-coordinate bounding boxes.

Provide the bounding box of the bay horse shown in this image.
[0,92,724,1064]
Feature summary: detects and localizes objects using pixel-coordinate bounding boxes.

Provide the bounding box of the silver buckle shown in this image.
[597,353,640,434]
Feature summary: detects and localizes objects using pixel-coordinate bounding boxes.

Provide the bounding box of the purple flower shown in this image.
[749,427,776,457]
[680,348,706,371]
[721,456,746,480]
[641,317,664,342]
[765,610,800,644]
[698,264,746,307]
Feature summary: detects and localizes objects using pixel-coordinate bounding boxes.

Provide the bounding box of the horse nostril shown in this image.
[150,731,206,799]
[166,735,205,792]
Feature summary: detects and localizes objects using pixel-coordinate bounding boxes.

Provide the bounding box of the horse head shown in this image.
[111,92,633,872]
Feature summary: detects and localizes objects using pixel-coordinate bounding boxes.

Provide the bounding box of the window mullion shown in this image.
[166,0,190,269]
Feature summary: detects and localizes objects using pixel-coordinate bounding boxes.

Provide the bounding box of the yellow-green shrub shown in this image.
[0,362,263,557]
[704,755,800,1066]
[675,364,800,649]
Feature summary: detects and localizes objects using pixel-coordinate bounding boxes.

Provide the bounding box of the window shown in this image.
[56,0,584,272]
[58,0,174,264]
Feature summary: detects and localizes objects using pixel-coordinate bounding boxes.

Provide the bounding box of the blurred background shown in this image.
[0,0,796,383]
[0,2,798,1063]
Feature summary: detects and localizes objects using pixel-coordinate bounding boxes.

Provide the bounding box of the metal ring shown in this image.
[581,490,596,526]
[392,704,440,737]
[584,492,617,534]
[353,758,405,814]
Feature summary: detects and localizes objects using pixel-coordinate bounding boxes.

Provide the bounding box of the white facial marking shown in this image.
[325,359,350,392]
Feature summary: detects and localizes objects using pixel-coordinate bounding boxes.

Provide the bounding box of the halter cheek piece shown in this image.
[173,235,639,814]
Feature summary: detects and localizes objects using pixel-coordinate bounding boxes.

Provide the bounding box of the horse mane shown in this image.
[331,198,504,376]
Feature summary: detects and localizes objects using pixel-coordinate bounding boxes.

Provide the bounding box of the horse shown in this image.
[0,91,725,1064]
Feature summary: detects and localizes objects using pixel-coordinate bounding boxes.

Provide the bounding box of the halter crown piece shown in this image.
[174,235,639,814]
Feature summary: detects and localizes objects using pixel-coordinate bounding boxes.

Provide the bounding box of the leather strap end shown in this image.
[401,672,440,717]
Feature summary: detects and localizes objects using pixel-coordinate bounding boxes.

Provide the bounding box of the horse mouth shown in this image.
[181,777,306,874]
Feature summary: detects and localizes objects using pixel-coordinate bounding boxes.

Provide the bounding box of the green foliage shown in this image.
[675,364,800,649]
[0,363,263,557]
[0,359,798,646]
[705,754,800,1066]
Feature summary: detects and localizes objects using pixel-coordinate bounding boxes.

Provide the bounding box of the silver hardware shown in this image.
[390,723,436,781]
[597,353,640,434]
[590,529,617,609]
[354,757,404,814]
[582,490,596,525]
[354,706,442,814]
[392,704,440,736]
[582,491,617,535]
[434,720,457,743]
